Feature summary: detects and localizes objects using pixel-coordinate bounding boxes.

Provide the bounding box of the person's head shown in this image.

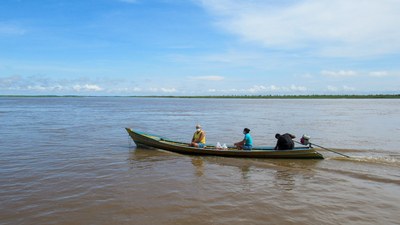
[196,124,202,131]
[243,128,250,134]
[275,133,281,139]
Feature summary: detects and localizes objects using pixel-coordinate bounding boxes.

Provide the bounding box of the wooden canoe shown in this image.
[125,128,324,159]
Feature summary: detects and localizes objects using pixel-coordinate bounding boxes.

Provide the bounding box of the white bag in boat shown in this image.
[301,134,311,145]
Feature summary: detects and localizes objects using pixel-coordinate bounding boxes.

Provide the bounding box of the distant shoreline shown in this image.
[1,94,400,99]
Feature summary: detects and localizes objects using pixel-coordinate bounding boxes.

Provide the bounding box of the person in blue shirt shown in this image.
[234,128,253,150]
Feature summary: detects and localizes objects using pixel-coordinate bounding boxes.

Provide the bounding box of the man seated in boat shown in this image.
[274,133,296,150]
[234,128,253,150]
[190,124,206,148]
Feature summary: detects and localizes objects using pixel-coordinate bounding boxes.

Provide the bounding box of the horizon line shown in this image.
[1,94,400,99]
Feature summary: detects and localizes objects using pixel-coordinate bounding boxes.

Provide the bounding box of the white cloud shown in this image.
[111,87,142,93]
[268,85,280,91]
[321,70,358,78]
[0,75,21,88]
[290,85,307,91]
[160,88,177,93]
[248,85,268,92]
[27,84,65,91]
[148,87,178,93]
[321,70,400,78]
[343,85,355,91]
[0,75,106,93]
[199,0,400,57]
[207,84,307,93]
[73,84,103,92]
[369,71,389,77]
[327,85,355,92]
[190,76,225,81]
[327,85,338,92]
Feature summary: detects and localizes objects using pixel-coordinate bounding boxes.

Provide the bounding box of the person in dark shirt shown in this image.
[274,133,296,150]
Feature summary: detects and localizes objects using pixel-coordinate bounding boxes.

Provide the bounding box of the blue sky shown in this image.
[1,0,400,95]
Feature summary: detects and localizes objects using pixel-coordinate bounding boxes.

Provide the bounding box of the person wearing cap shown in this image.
[234,128,253,150]
[190,124,206,148]
[274,133,296,150]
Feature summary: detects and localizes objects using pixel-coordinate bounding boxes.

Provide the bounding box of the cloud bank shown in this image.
[1,72,398,95]
[0,75,180,95]
[199,0,400,57]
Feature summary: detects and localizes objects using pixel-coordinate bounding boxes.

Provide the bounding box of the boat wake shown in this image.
[330,155,400,167]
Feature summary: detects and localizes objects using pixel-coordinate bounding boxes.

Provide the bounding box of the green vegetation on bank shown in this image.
[1,94,400,99]
[0,95,83,98]
[134,94,400,99]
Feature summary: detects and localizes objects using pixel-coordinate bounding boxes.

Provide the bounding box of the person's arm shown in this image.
[234,139,245,146]
[192,133,196,142]
[289,134,296,139]
[274,138,280,150]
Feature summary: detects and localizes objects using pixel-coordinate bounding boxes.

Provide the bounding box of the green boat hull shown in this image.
[125,128,324,159]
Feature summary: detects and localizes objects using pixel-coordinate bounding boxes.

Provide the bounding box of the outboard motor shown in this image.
[300,134,311,146]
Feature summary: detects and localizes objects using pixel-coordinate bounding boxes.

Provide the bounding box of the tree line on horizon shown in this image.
[1,94,400,99]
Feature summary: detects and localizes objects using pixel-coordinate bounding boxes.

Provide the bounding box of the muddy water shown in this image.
[0,97,399,224]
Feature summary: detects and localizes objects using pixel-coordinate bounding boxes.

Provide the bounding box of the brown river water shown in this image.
[0,97,399,224]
